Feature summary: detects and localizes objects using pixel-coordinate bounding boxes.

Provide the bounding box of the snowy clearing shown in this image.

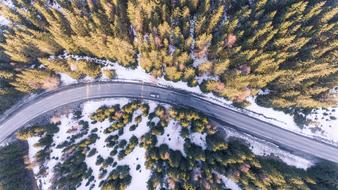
[27,98,155,190]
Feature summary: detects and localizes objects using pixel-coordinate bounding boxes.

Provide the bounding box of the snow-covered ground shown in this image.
[57,73,77,85]
[57,54,338,146]
[27,98,155,190]
[156,120,185,155]
[73,99,157,190]
[303,108,338,143]
[28,99,223,190]
[0,16,10,25]
[247,97,338,145]
[26,98,319,190]
[221,125,314,169]
[27,98,240,190]
[221,176,241,190]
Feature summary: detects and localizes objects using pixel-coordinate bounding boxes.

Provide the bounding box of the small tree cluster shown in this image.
[102,165,132,190]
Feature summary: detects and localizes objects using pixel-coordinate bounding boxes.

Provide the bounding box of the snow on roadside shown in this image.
[58,73,77,85]
[247,97,338,145]
[82,99,130,116]
[303,108,338,143]
[246,97,294,127]
[222,125,314,169]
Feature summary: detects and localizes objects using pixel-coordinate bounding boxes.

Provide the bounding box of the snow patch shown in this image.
[220,176,242,190]
[0,16,10,25]
[58,73,77,85]
[223,126,314,169]
[156,120,185,155]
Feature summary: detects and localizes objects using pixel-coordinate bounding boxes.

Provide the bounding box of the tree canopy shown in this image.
[0,0,337,120]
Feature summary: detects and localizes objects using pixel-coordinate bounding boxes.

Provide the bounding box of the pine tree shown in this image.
[11,69,60,93]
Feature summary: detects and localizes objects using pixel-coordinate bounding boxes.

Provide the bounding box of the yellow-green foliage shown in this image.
[0,0,337,112]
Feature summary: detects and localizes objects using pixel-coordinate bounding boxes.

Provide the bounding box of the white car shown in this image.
[150,93,160,98]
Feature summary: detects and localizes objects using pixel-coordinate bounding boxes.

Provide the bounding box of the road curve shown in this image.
[0,81,338,163]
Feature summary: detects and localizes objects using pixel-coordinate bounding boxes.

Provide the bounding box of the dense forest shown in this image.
[13,100,338,190]
[0,141,35,190]
[0,25,23,113]
[0,0,337,122]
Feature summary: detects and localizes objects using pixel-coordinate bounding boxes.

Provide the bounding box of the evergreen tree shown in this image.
[12,69,60,93]
[0,141,35,190]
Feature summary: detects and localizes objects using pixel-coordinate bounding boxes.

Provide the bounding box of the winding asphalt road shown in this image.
[0,81,338,163]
